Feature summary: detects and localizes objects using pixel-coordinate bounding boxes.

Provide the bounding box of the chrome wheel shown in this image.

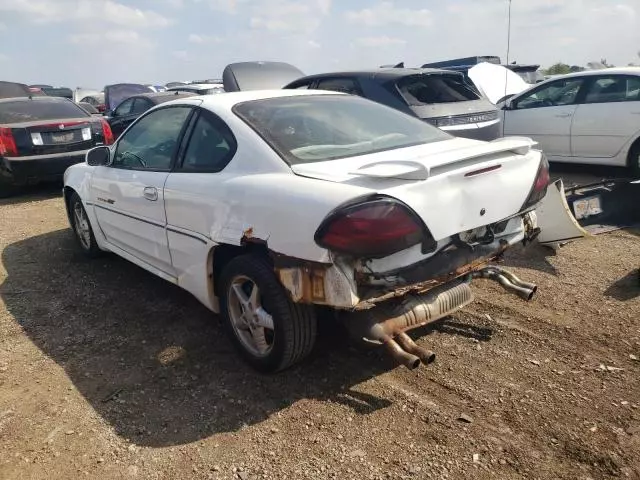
[227,275,275,357]
[73,201,91,250]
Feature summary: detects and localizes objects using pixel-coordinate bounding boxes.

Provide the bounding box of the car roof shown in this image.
[169,83,223,89]
[183,89,341,110]
[134,92,196,102]
[0,95,73,105]
[555,67,640,79]
[290,67,458,83]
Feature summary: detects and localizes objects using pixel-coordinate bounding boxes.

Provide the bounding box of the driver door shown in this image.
[91,106,194,277]
[502,77,585,158]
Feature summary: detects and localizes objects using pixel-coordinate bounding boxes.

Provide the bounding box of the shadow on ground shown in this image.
[0,229,489,447]
[604,269,640,301]
[0,182,63,206]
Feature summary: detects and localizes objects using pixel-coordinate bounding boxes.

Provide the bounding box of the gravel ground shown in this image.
[0,186,639,480]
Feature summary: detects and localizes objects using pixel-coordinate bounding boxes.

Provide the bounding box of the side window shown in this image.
[113,107,192,171]
[315,78,363,95]
[131,98,152,114]
[114,98,134,116]
[584,76,640,103]
[514,78,583,109]
[180,110,236,172]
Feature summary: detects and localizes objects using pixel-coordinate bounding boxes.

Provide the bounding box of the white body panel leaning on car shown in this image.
[498,67,640,175]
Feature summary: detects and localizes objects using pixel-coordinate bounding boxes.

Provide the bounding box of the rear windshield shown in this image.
[0,99,89,124]
[234,94,450,165]
[396,74,481,105]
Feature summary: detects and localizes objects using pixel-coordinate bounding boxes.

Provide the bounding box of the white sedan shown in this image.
[64,89,548,372]
[499,67,640,176]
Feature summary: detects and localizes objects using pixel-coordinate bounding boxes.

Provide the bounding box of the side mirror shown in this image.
[86,146,111,166]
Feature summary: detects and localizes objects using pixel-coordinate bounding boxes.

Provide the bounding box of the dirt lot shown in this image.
[1,187,639,480]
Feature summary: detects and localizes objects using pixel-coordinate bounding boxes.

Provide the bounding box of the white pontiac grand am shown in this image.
[63,89,548,372]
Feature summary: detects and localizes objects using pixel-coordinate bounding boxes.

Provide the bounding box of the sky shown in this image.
[0,0,639,88]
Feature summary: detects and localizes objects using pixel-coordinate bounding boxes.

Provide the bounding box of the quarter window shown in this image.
[113,107,192,171]
[514,78,584,109]
[584,76,640,103]
[180,111,236,172]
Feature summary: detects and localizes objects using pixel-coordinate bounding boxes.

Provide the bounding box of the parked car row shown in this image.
[2,60,640,198]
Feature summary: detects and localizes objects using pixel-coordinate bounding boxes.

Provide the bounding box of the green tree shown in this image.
[544,63,572,75]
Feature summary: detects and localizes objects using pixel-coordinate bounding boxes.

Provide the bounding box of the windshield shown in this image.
[396,74,481,105]
[233,95,450,164]
[0,99,89,124]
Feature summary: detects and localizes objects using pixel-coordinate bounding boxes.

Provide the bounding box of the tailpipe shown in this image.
[474,267,537,301]
[396,332,436,364]
[383,336,421,370]
[346,282,473,369]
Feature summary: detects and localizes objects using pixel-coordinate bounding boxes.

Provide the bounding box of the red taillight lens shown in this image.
[0,127,18,157]
[315,198,426,258]
[101,119,114,145]
[521,154,550,210]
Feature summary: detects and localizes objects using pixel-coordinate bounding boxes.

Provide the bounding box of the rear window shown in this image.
[396,74,481,105]
[0,99,89,124]
[234,94,450,165]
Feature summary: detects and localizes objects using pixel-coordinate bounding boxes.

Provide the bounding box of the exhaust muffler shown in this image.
[345,266,537,369]
[346,282,474,369]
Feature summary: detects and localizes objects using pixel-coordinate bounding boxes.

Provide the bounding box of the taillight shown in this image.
[0,127,18,157]
[315,197,429,258]
[521,154,550,210]
[101,119,114,145]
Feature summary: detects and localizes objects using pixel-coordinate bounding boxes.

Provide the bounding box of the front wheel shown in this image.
[69,192,101,257]
[219,254,317,373]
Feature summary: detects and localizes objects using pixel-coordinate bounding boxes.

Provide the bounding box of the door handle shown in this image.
[555,113,573,118]
[143,186,158,201]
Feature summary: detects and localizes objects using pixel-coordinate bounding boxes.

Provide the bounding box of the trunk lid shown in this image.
[8,117,103,156]
[222,61,305,92]
[291,137,541,241]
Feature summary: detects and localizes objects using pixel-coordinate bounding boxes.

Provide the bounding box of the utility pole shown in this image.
[506,0,513,65]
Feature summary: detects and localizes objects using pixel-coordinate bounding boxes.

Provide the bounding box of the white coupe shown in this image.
[64,89,548,372]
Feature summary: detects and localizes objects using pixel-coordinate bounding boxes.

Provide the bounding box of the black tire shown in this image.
[68,192,101,258]
[219,253,317,373]
[629,142,640,179]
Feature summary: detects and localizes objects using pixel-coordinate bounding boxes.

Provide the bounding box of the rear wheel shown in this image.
[219,254,317,372]
[69,192,101,257]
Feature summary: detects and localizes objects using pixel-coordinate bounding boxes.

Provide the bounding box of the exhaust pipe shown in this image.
[396,332,436,364]
[473,267,537,301]
[487,267,538,293]
[383,336,421,370]
[346,282,474,369]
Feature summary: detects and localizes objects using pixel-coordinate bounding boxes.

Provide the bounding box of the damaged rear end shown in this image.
[277,138,549,369]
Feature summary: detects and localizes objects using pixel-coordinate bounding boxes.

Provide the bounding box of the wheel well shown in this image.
[211,242,270,297]
[628,136,640,165]
[62,186,77,222]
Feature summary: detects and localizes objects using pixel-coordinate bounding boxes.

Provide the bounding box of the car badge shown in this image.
[59,124,65,129]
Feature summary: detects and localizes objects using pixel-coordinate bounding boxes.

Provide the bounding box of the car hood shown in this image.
[291,136,540,241]
[104,83,154,111]
[469,62,530,104]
